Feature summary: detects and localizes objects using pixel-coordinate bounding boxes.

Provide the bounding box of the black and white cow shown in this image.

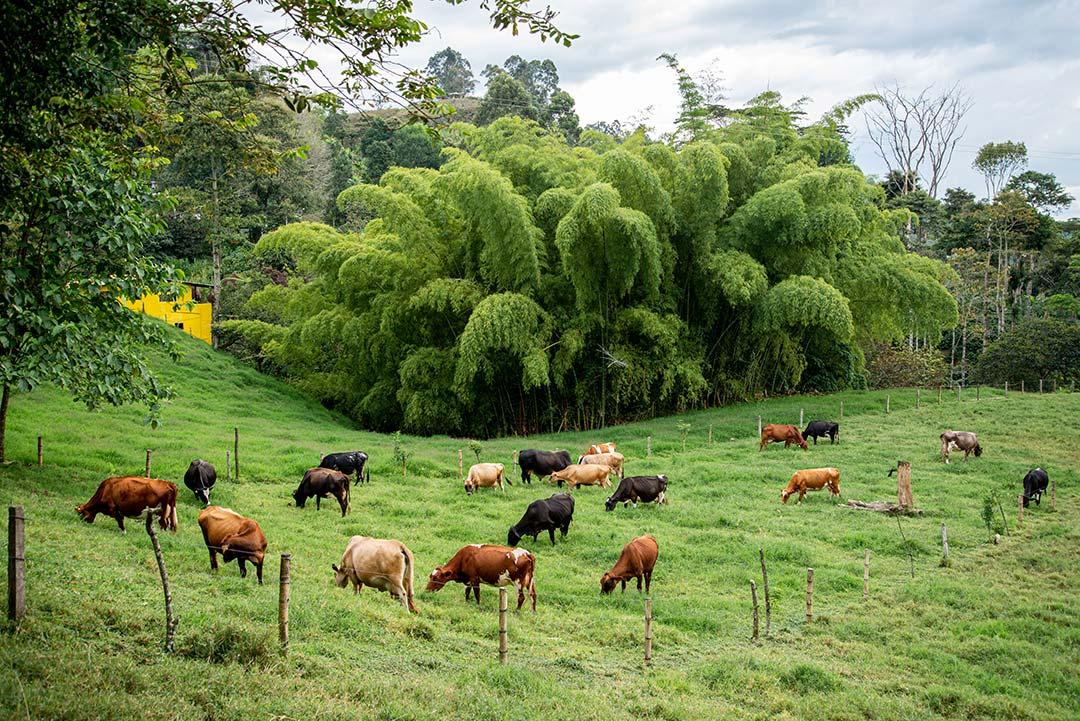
[319,451,369,483]
[183,459,217,505]
[507,493,575,546]
[802,420,839,445]
[605,475,668,511]
[1022,468,1050,508]
[517,449,572,484]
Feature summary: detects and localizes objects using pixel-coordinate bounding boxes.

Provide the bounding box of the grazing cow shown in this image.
[198,506,267,583]
[802,420,839,445]
[183,459,217,505]
[940,430,982,463]
[517,449,572,484]
[320,451,369,483]
[600,535,659,594]
[76,476,178,533]
[781,467,841,504]
[759,424,809,451]
[605,475,668,511]
[507,493,575,546]
[464,462,507,495]
[1022,468,1050,507]
[584,442,616,456]
[332,535,417,613]
[293,467,350,516]
[550,463,613,490]
[426,544,537,611]
[577,451,625,478]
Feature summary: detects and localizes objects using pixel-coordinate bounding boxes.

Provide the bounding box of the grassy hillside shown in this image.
[1,329,1078,721]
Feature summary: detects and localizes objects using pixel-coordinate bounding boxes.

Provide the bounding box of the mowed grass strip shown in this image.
[1,330,1078,721]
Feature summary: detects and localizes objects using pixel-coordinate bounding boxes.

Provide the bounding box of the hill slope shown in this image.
[1,330,1078,721]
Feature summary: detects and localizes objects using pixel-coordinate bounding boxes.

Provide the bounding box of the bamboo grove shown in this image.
[221,112,958,436]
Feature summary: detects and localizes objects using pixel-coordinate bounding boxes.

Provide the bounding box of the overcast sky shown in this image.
[279,1,1080,217]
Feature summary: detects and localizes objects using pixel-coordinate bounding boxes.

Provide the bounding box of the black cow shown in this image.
[508,493,575,546]
[802,420,839,445]
[1022,468,1050,507]
[605,475,668,512]
[319,451,369,483]
[517,449,572,484]
[183,459,217,505]
[293,467,350,516]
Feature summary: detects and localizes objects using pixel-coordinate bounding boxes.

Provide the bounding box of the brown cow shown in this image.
[198,506,267,583]
[550,463,613,490]
[76,476,178,533]
[293,467,349,516]
[781,467,841,504]
[577,452,625,478]
[584,442,617,456]
[759,423,809,451]
[600,534,659,594]
[333,535,418,613]
[426,544,537,611]
[464,462,506,495]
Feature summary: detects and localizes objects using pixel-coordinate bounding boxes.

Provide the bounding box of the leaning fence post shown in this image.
[145,448,152,478]
[750,581,759,640]
[36,436,42,467]
[234,427,240,480]
[644,597,653,666]
[862,550,870,601]
[144,514,176,653]
[805,568,814,623]
[941,523,950,561]
[498,587,508,664]
[8,506,25,621]
[279,553,291,656]
[759,548,771,635]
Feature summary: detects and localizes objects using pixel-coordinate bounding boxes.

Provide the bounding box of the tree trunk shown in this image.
[0,383,8,463]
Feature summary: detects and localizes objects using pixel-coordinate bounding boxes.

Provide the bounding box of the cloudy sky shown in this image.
[278,0,1080,217]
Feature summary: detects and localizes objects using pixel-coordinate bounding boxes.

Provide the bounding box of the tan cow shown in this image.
[549,463,613,490]
[600,534,659,594]
[780,467,841,504]
[578,451,624,478]
[584,442,617,456]
[76,476,178,533]
[464,462,506,495]
[332,535,417,613]
[198,506,268,583]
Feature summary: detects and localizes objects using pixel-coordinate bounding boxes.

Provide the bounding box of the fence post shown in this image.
[646,435,652,457]
[8,506,25,621]
[805,568,814,623]
[1021,380,1025,393]
[759,548,771,636]
[957,385,962,402]
[234,427,239,480]
[976,385,980,401]
[799,408,804,427]
[36,436,42,467]
[839,400,844,419]
[279,553,291,656]
[644,597,653,666]
[886,395,890,414]
[1051,474,1056,510]
[750,581,759,640]
[226,450,231,481]
[458,449,463,480]
[941,523,950,560]
[498,587,508,664]
[916,388,920,409]
[144,514,176,653]
[862,550,869,601]
[708,424,713,446]
[757,416,762,437]
[1017,494,1024,526]
[938,385,942,403]
[145,448,152,478]
[1004,381,1008,397]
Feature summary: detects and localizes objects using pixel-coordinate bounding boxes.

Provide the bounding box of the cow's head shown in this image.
[75,503,94,523]
[604,496,617,512]
[291,487,306,507]
[331,563,349,588]
[973,443,983,457]
[599,573,619,594]
[507,526,522,546]
[426,566,453,592]
[463,479,474,496]
[194,487,211,505]
[780,488,792,503]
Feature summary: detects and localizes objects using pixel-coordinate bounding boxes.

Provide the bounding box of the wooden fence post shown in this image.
[279,553,291,656]
[145,514,176,653]
[941,523,949,560]
[805,568,814,623]
[759,548,771,636]
[708,424,713,446]
[145,448,152,478]
[1040,379,1044,393]
[644,598,653,666]
[840,400,844,419]
[1021,380,1025,393]
[646,435,652,457]
[8,507,25,621]
[799,408,804,427]
[976,385,980,401]
[458,449,463,480]
[916,388,920,409]
[1004,381,1008,397]
[938,385,942,403]
[226,450,231,481]
[36,436,42,467]
[886,395,890,414]
[498,587,508,665]
[862,550,870,601]
[757,416,762,437]
[1051,474,1056,510]
[750,581,759,640]
[1017,494,1024,526]
[234,427,239,480]
[957,385,962,402]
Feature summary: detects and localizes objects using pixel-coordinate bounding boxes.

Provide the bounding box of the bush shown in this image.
[972,318,1080,386]
[864,344,949,389]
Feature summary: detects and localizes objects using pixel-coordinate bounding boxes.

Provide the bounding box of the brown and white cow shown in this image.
[759,423,809,451]
[76,476,178,533]
[426,544,537,611]
[600,534,659,594]
[464,462,507,495]
[781,467,841,504]
[577,451,625,478]
[332,535,417,613]
[584,442,617,456]
[198,506,267,583]
[550,463,613,490]
[940,430,982,464]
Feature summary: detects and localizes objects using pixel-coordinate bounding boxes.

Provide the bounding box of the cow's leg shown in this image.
[208,548,218,572]
[644,570,652,593]
[464,585,472,602]
[798,488,806,504]
[813,436,818,445]
[621,579,626,593]
[472,583,481,606]
[547,527,556,545]
[255,559,263,585]
[353,579,362,594]
[337,492,347,517]
[316,495,321,510]
[116,515,126,533]
[560,522,570,537]
[238,558,248,578]
[636,575,643,592]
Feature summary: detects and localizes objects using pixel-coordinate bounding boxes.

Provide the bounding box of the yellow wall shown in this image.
[125,287,213,344]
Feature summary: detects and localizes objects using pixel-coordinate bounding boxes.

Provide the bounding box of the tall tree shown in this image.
[477,71,540,125]
[425,47,476,97]
[973,141,1027,200]
[1005,170,1074,213]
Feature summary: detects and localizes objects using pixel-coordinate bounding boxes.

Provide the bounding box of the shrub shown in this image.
[864,343,949,388]
[972,318,1080,386]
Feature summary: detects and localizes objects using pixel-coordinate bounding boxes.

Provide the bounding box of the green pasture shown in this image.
[0,330,1077,720]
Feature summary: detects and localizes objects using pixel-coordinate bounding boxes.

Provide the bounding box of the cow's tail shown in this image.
[401,543,418,613]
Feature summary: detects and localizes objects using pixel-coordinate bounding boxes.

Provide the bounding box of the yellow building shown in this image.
[125,282,213,344]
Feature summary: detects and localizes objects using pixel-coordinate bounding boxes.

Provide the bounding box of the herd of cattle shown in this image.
[72,419,1053,613]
